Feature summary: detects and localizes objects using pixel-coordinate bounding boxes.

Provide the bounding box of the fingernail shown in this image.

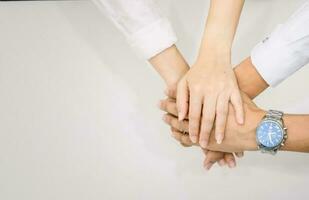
[218,159,226,167]
[204,163,213,171]
[228,160,236,168]
[216,134,223,144]
[200,140,208,149]
[190,135,198,143]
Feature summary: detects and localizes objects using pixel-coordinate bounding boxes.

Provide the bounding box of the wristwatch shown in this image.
[256,110,288,155]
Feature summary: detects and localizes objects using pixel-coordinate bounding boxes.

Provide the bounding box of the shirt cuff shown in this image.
[126,18,177,60]
[251,28,309,87]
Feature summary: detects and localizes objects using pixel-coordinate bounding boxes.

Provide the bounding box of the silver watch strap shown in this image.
[266,110,283,120]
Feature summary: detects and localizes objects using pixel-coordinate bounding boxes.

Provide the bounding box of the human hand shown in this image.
[160,93,264,153]
[177,54,244,148]
[162,90,243,170]
[160,98,244,170]
[169,126,243,170]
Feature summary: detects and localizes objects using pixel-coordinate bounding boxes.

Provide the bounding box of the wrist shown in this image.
[149,45,189,86]
[240,107,266,151]
[196,44,231,66]
[234,57,269,99]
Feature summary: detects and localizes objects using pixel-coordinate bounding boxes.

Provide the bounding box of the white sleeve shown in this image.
[93,0,177,59]
[251,1,309,87]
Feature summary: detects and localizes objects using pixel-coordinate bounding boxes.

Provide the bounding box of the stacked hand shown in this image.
[177,57,244,148]
[161,86,259,170]
[160,90,263,170]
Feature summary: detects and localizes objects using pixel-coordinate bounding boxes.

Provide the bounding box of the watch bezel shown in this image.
[256,119,285,151]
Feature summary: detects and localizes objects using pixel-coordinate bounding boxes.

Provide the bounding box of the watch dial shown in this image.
[257,120,284,148]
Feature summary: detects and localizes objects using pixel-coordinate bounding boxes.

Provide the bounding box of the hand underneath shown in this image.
[163,87,244,170]
[160,93,264,153]
[169,126,243,170]
[159,97,246,170]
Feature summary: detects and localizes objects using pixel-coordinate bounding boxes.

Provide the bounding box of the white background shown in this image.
[0,0,309,200]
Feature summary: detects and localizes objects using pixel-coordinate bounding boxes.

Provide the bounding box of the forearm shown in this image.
[234,57,269,99]
[243,112,309,153]
[149,45,189,87]
[150,52,268,98]
[198,0,244,60]
[281,114,309,152]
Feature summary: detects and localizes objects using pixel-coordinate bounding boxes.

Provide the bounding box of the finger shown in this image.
[224,153,236,168]
[188,93,203,144]
[215,94,229,144]
[203,151,224,170]
[180,134,194,147]
[170,127,182,142]
[159,99,178,116]
[218,159,226,167]
[202,149,208,155]
[164,87,176,99]
[235,152,244,158]
[180,142,192,147]
[163,114,189,132]
[176,79,189,121]
[230,91,244,124]
[159,99,189,119]
[171,127,194,147]
[199,97,216,148]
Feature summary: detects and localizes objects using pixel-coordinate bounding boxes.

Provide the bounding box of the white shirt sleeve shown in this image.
[251,1,309,87]
[93,0,177,59]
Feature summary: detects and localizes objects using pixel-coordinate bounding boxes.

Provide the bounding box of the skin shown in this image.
[159,55,269,169]
[177,0,245,148]
[160,94,309,154]
[149,44,268,169]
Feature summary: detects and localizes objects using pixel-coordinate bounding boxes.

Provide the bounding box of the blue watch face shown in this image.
[256,120,284,148]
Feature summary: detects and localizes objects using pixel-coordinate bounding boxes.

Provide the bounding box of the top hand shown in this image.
[177,54,244,148]
[176,0,245,148]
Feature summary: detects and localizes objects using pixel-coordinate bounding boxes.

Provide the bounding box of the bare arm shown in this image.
[198,0,244,57]
[161,95,309,153]
[149,45,189,90]
[149,45,268,99]
[234,57,269,99]
[239,112,309,153]
[176,0,245,147]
